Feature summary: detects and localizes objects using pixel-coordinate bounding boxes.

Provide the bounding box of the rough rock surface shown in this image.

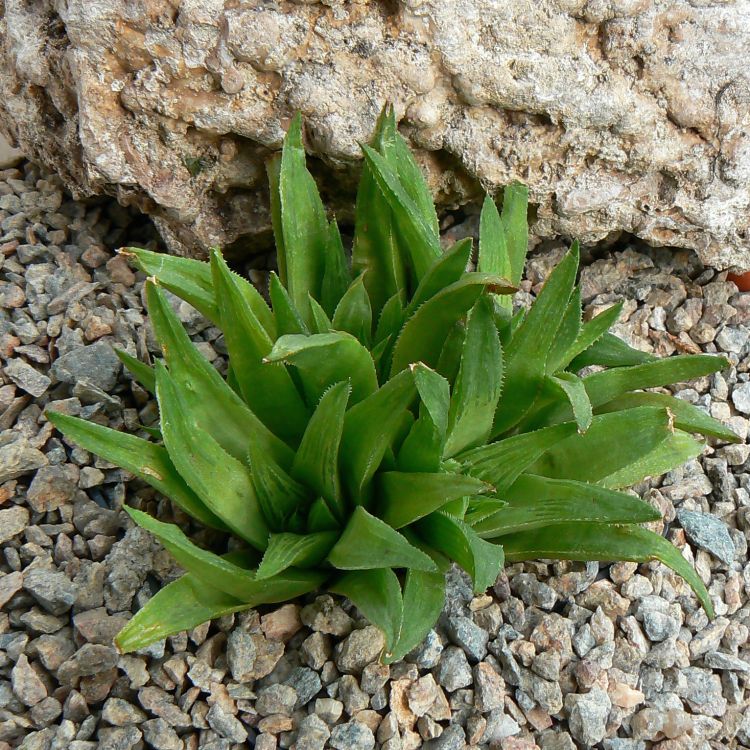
[2,0,750,267]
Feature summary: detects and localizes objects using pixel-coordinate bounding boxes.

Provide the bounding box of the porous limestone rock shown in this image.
[1,0,749,267]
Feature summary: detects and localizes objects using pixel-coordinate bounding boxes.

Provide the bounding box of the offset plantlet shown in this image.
[49,107,737,660]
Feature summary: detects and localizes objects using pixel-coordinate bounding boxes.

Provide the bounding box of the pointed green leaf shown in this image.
[330,568,403,652]
[569,331,657,370]
[277,113,328,324]
[602,430,704,489]
[551,372,592,433]
[384,110,440,240]
[413,363,450,436]
[247,437,311,532]
[407,238,474,315]
[527,406,690,486]
[584,355,729,410]
[308,294,333,333]
[292,381,351,520]
[385,569,445,664]
[333,275,373,347]
[266,333,377,406]
[339,368,417,502]
[328,506,437,572]
[464,497,508,526]
[352,107,407,316]
[559,302,622,370]
[492,243,579,435]
[126,508,326,600]
[321,220,352,316]
[374,292,404,346]
[115,349,155,394]
[116,572,253,653]
[270,272,308,336]
[115,550,325,653]
[121,246,274,335]
[155,363,269,549]
[546,286,582,373]
[537,353,730,436]
[267,152,287,283]
[47,411,226,531]
[361,143,441,283]
[125,508,256,597]
[378,471,491,529]
[147,280,293,467]
[391,274,514,376]
[595,392,741,443]
[502,523,713,617]
[396,363,451,472]
[500,182,529,286]
[459,420,578,492]
[435,322,466,384]
[478,195,511,281]
[416,512,504,594]
[471,474,661,538]
[256,531,338,579]
[210,250,309,444]
[445,297,504,456]
[397,410,443,473]
[307,496,341,533]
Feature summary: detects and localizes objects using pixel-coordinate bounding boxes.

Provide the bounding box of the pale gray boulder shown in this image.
[1,0,748,267]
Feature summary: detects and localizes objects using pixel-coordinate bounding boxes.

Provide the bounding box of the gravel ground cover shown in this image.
[1,161,749,750]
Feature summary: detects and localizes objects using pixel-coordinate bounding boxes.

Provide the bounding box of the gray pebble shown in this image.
[141,719,181,750]
[314,697,343,725]
[731,381,750,415]
[531,672,564,714]
[301,595,354,636]
[23,568,76,615]
[481,710,521,743]
[539,730,577,750]
[329,720,375,750]
[51,340,121,391]
[434,646,473,692]
[511,573,558,610]
[642,611,680,643]
[226,629,257,682]
[703,651,750,672]
[58,644,119,683]
[285,666,322,707]
[406,628,443,669]
[335,626,385,673]
[256,684,297,716]
[0,505,30,544]
[206,704,248,743]
[473,662,505,712]
[564,688,611,746]
[423,724,466,750]
[96,726,142,750]
[5,358,51,396]
[677,509,736,565]
[295,714,330,750]
[0,440,47,484]
[678,667,728,716]
[12,654,47,707]
[101,697,147,726]
[532,650,561,681]
[444,615,489,662]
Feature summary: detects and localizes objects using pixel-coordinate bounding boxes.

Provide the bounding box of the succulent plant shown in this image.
[49,107,737,660]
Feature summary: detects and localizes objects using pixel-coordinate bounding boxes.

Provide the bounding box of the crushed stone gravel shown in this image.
[1,165,749,749]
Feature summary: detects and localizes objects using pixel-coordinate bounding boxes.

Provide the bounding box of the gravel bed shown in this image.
[1,161,749,750]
